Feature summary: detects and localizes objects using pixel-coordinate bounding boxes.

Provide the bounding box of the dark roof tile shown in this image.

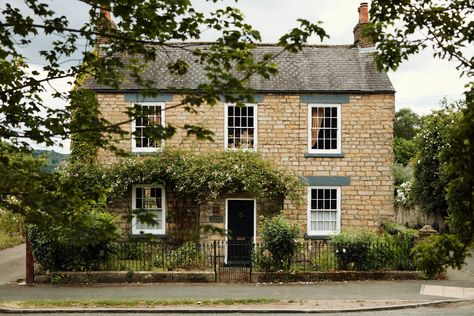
[85,43,394,93]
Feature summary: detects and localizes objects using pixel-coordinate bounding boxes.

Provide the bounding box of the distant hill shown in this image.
[32,150,69,173]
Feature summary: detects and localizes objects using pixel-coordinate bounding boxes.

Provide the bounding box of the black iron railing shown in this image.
[90,238,415,275]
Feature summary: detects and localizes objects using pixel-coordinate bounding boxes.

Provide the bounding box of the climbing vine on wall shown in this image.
[104,150,302,205]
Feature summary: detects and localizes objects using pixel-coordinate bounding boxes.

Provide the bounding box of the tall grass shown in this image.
[0,209,25,250]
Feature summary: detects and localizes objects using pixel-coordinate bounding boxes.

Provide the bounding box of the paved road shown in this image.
[6,301,474,316]
[0,243,24,285]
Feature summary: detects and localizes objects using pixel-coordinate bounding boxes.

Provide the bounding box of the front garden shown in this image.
[30,216,423,283]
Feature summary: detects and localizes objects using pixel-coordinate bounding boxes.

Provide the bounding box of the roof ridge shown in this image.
[163,41,355,49]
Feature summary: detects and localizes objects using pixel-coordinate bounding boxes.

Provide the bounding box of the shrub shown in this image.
[252,247,274,272]
[259,214,300,271]
[28,209,118,271]
[331,230,377,270]
[331,227,419,271]
[154,242,208,271]
[394,181,415,208]
[411,234,465,278]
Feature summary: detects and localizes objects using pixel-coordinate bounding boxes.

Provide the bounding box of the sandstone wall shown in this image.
[96,93,395,237]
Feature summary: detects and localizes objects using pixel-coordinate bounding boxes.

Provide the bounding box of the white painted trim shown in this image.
[131,102,165,153]
[307,104,342,154]
[224,103,258,152]
[131,184,166,235]
[224,198,257,264]
[306,186,341,237]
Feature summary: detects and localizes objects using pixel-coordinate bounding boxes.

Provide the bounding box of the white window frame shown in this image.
[131,102,165,153]
[307,104,342,154]
[224,103,258,151]
[307,186,341,237]
[131,184,166,235]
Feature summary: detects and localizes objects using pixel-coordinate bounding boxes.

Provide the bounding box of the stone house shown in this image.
[87,3,395,246]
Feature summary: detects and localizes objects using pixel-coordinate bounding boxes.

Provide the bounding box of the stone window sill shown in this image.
[304,152,345,158]
[304,234,331,240]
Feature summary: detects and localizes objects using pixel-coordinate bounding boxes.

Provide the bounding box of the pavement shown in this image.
[0,244,24,285]
[0,245,473,314]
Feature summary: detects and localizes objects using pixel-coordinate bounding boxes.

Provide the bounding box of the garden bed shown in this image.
[34,270,421,284]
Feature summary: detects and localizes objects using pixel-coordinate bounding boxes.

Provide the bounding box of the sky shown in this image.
[15,0,470,153]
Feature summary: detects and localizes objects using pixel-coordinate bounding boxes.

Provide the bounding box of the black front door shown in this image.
[227,199,254,265]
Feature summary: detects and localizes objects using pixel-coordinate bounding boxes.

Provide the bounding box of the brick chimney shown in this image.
[353,2,373,48]
[101,6,112,21]
[96,6,115,46]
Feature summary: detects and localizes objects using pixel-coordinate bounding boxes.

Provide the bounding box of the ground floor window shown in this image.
[131,184,165,235]
[307,186,341,236]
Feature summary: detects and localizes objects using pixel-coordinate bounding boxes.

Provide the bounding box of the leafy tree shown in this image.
[393,137,417,165]
[1,0,328,149]
[0,1,328,247]
[394,108,421,140]
[369,0,473,78]
[412,106,455,218]
[369,0,474,274]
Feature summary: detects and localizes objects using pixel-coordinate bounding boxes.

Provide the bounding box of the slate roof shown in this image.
[86,43,394,93]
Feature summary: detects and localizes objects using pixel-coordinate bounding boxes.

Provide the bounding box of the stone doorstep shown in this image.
[34,270,421,284]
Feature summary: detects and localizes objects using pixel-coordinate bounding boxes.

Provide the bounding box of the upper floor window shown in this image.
[224,104,257,151]
[308,104,341,154]
[131,184,166,235]
[307,186,341,236]
[131,103,164,153]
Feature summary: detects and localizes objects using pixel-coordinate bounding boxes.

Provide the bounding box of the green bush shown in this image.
[154,242,208,271]
[394,137,417,165]
[259,214,300,271]
[331,229,417,271]
[252,247,274,272]
[331,230,377,270]
[28,209,118,271]
[412,234,465,278]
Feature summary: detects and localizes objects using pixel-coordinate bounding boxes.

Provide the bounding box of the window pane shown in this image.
[248,107,254,116]
[228,106,234,116]
[317,200,324,209]
[324,199,330,209]
[324,190,330,199]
